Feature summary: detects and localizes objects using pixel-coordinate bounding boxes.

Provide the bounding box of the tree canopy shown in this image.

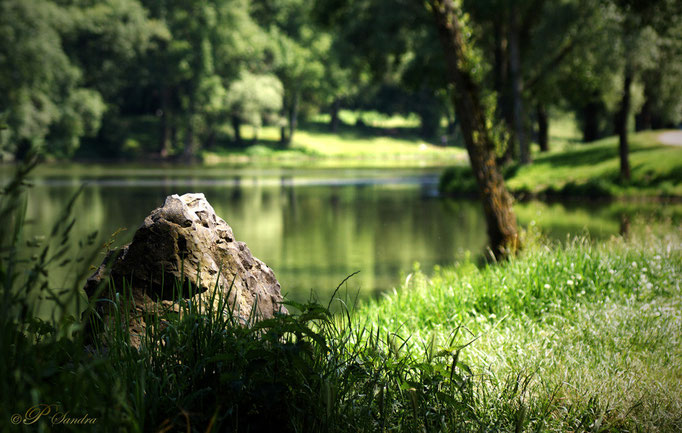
[0,0,680,161]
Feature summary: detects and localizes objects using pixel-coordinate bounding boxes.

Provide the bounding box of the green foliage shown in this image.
[0,0,159,160]
[0,154,126,429]
[1,0,680,159]
[226,72,283,128]
[0,0,79,158]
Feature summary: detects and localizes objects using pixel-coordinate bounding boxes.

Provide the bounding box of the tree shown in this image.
[636,30,682,130]
[0,0,99,159]
[251,0,328,146]
[464,0,602,157]
[607,0,681,180]
[429,0,519,258]
[0,0,160,160]
[316,0,519,257]
[138,0,268,159]
[225,72,283,145]
[314,0,450,140]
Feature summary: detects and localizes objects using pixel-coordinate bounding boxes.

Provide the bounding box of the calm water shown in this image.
[10,164,678,304]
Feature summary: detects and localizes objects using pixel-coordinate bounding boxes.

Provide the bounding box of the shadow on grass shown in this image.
[534,144,662,168]
[301,120,449,146]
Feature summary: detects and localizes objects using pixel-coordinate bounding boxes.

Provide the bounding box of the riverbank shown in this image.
[3,203,680,431]
[440,130,682,198]
[200,121,466,167]
[353,221,682,431]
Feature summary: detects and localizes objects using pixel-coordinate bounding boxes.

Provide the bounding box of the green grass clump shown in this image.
[441,130,682,198]
[358,223,682,431]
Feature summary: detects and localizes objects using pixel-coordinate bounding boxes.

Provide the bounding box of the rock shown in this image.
[84,193,286,347]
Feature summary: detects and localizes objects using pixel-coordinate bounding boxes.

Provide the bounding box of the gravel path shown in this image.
[658,131,682,146]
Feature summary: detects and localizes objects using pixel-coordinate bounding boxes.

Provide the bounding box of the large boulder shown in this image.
[84,193,286,347]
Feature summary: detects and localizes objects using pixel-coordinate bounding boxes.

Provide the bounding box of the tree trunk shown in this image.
[286,91,299,147]
[536,103,549,152]
[232,115,242,146]
[509,5,530,164]
[280,105,288,145]
[330,98,340,132]
[616,66,632,181]
[430,0,519,259]
[582,99,600,142]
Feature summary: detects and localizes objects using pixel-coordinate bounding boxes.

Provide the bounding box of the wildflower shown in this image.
[567,280,574,286]
[544,284,551,289]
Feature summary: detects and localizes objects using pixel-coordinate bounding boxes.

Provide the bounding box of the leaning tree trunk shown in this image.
[430,0,519,259]
[616,65,632,181]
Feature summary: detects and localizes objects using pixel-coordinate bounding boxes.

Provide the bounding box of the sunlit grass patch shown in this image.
[508,131,682,197]
[442,130,682,197]
[354,223,682,431]
[290,129,464,158]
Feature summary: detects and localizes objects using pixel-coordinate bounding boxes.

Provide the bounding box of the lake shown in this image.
[8,164,679,305]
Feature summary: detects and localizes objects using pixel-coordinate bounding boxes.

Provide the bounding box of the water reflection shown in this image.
[15,166,680,305]
[21,168,485,303]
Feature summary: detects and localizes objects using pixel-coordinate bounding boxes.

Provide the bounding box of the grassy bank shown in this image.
[440,130,682,198]
[201,111,466,166]
[65,110,465,167]
[201,128,465,167]
[3,157,681,431]
[356,223,682,431]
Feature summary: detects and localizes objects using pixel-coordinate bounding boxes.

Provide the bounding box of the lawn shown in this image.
[441,130,682,198]
[202,110,466,166]
[352,222,682,431]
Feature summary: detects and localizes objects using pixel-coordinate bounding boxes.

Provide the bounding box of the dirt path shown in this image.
[658,131,682,146]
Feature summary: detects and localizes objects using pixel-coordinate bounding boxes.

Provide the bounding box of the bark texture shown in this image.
[430,0,519,259]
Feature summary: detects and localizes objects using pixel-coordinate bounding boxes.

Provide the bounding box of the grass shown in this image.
[357,223,682,431]
[2,156,682,432]
[441,130,682,198]
[202,110,465,167]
